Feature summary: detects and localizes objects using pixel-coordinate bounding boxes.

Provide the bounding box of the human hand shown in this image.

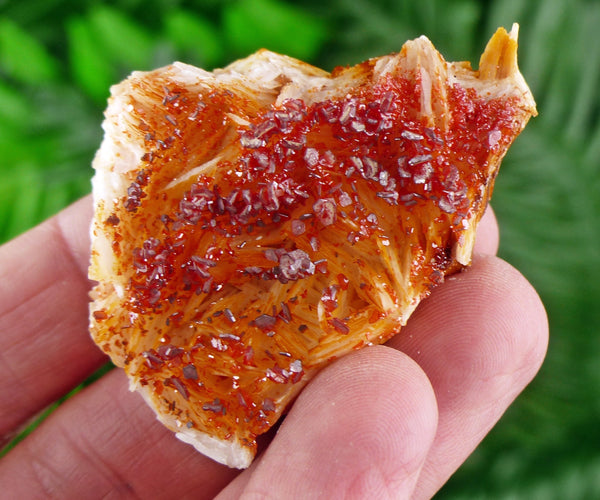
[0,196,548,499]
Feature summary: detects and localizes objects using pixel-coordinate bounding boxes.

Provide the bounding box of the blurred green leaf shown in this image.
[87,5,155,70]
[164,9,224,69]
[516,0,569,105]
[322,0,481,68]
[67,16,116,104]
[0,133,32,170]
[223,0,328,61]
[0,164,44,239]
[0,17,59,84]
[0,80,31,130]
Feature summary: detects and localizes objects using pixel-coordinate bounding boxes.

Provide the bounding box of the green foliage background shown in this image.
[1,0,598,497]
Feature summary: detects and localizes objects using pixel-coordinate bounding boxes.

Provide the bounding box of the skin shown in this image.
[0,197,548,499]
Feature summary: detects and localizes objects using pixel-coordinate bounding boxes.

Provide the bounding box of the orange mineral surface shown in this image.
[89,25,536,468]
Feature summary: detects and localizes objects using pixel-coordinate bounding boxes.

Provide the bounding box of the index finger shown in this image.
[0,196,106,444]
[474,205,499,255]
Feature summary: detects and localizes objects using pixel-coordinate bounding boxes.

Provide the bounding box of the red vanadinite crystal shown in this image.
[104,70,520,446]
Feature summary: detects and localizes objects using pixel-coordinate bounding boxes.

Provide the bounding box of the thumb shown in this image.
[218,346,438,499]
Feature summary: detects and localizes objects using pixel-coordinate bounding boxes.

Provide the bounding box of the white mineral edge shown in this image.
[132,380,253,469]
[175,429,253,469]
[91,29,533,470]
